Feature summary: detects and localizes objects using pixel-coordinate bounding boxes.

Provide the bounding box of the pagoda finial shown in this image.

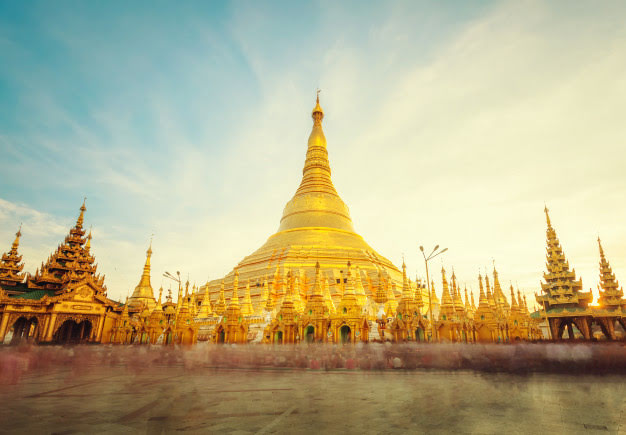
[544,204,552,228]
[598,236,605,258]
[312,89,323,121]
[76,198,87,229]
[85,227,92,250]
[12,224,22,250]
[147,234,154,258]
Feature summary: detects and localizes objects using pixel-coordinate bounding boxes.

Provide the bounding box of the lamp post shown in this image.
[163,271,182,293]
[420,245,448,342]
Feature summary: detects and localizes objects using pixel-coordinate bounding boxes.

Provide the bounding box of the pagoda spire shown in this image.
[510,285,519,313]
[597,237,624,307]
[241,279,254,316]
[154,287,163,312]
[0,225,26,286]
[323,274,336,313]
[85,228,92,251]
[128,240,156,309]
[536,207,590,310]
[197,284,213,318]
[278,93,355,232]
[478,273,491,311]
[439,267,455,321]
[76,197,87,229]
[229,270,240,307]
[401,260,411,299]
[215,280,227,315]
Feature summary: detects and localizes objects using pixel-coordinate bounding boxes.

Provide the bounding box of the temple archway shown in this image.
[415,327,425,342]
[476,325,492,343]
[53,319,93,344]
[216,327,225,344]
[274,330,283,344]
[340,325,351,344]
[181,328,194,345]
[9,316,30,344]
[304,325,315,343]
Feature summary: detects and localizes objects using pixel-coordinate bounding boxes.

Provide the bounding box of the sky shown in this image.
[1,0,626,306]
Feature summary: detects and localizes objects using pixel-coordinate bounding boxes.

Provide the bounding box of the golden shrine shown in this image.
[535,207,626,340]
[0,202,197,345]
[194,96,542,344]
[5,96,625,346]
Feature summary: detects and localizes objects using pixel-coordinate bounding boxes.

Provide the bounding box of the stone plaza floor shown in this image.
[1,345,625,434]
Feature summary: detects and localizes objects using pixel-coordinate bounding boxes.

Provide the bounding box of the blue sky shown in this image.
[1,1,626,303]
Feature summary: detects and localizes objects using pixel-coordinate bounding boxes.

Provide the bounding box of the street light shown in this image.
[420,245,448,342]
[163,271,182,293]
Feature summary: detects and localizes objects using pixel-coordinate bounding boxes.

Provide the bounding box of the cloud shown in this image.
[1,1,626,306]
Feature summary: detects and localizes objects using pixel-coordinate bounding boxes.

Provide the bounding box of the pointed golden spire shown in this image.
[76,198,87,229]
[343,262,356,296]
[229,270,240,307]
[12,224,22,251]
[215,280,226,315]
[597,237,623,307]
[544,205,552,229]
[313,261,323,296]
[198,284,213,317]
[241,278,254,316]
[154,287,163,312]
[401,260,411,298]
[278,93,354,232]
[85,227,92,251]
[510,285,518,312]
[128,241,156,309]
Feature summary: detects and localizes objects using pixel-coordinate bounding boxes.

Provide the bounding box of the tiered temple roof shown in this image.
[0,226,26,288]
[27,201,106,293]
[597,238,625,308]
[536,207,591,309]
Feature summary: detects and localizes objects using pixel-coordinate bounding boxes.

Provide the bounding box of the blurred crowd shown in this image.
[1,342,625,385]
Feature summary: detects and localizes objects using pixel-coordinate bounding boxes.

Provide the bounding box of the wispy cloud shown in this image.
[1,1,625,305]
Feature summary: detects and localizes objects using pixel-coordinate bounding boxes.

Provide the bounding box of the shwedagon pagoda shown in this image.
[0,97,624,346]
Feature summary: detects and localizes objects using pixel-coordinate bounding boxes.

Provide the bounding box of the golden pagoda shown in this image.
[536,207,593,339]
[597,238,625,308]
[390,261,427,341]
[0,226,26,290]
[201,94,403,311]
[28,200,106,293]
[127,241,156,310]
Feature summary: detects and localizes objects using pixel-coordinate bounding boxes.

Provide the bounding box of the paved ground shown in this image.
[1,364,625,434]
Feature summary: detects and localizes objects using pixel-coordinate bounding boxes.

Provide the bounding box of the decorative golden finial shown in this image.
[85,226,92,250]
[312,89,324,121]
[76,198,87,228]
[12,223,22,250]
[148,233,154,256]
[544,204,552,228]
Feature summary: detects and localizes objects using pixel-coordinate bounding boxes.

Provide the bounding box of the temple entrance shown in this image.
[476,326,492,342]
[181,329,194,345]
[305,325,315,343]
[340,325,351,344]
[217,328,225,343]
[415,327,425,342]
[9,317,39,344]
[558,320,582,340]
[274,331,283,344]
[53,319,93,344]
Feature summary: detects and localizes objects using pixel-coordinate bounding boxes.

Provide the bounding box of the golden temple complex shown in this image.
[192,96,543,344]
[1,96,624,345]
[0,202,197,345]
[535,207,626,340]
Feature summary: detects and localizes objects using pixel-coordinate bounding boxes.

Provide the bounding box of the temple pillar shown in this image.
[0,312,10,342]
[45,313,57,342]
[566,322,575,340]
